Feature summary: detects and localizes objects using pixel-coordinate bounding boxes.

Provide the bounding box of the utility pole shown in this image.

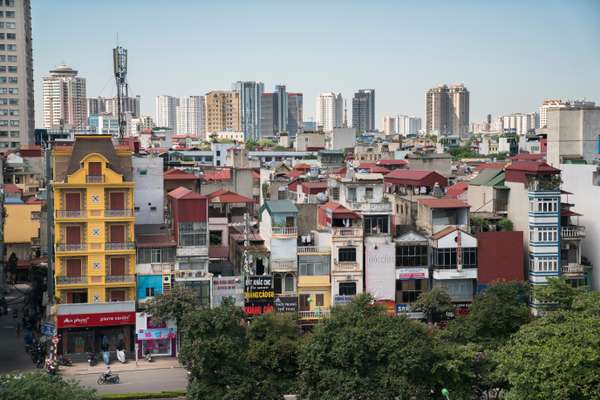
[0,164,5,298]
[242,212,251,276]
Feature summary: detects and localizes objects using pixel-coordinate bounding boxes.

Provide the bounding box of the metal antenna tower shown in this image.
[113,46,128,141]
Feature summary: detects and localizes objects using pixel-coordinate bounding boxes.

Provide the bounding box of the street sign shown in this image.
[41,322,55,337]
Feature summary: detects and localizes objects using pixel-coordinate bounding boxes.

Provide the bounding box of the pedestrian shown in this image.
[101,336,110,365]
[16,321,20,337]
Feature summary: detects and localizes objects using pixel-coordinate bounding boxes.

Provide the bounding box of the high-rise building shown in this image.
[352,89,375,132]
[497,112,537,136]
[383,115,422,135]
[155,95,178,130]
[382,116,396,134]
[0,0,34,148]
[204,91,240,134]
[316,92,343,132]
[259,86,303,139]
[233,81,264,141]
[42,65,87,129]
[87,96,141,119]
[176,96,204,137]
[425,84,469,137]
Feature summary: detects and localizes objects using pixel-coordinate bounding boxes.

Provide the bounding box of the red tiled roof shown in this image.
[136,233,176,248]
[252,170,260,180]
[505,161,560,174]
[417,197,470,209]
[376,159,408,166]
[293,163,311,171]
[319,201,361,219]
[167,186,206,200]
[446,181,469,197]
[164,168,198,181]
[3,184,21,193]
[25,197,43,205]
[207,189,254,204]
[202,168,231,182]
[510,153,545,162]
[285,170,304,179]
[474,162,508,172]
[431,226,459,240]
[385,170,434,181]
[300,181,328,194]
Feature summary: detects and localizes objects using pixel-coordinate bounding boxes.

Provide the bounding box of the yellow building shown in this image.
[52,135,137,356]
[4,202,41,245]
[297,246,332,325]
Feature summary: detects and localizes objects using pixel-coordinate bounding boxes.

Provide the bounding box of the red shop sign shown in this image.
[57,312,135,328]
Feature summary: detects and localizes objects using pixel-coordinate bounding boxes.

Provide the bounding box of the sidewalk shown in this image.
[61,356,183,376]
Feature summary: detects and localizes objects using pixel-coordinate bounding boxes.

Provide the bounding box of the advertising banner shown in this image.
[213,276,244,307]
[333,295,354,305]
[274,296,298,313]
[396,268,429,280]
[244,275,274,316]
[136,327,177,341]
[57,312,135,328]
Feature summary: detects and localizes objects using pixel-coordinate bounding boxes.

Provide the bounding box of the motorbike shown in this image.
[144,350,152,362]
[88,352,98,367]
[57,355,72,366]
[97,372,120,385]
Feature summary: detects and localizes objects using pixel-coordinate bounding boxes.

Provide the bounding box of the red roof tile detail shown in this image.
[505,161,560,173]
[164,168,198,181]
[417,197,470,209]
[202,168,231,182]
[207,189,254,204]
[167,186,206,200]
[376,159,408,166]
[446,181,469,197]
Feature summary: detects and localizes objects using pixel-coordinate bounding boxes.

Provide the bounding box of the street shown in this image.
[0,285,35,374]
[70,366,188,394]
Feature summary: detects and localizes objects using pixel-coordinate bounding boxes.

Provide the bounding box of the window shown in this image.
[338,247,356,262]
[315,294,324,307]
[31,211,40,220]
[396,245,428,267]
[299,294,310,311]
[209,230,222,245]
[396,279,427,303]
[5,0,16,6]
[136,247,175,264]
[364,215,389,234]
[138,169,147,175]
[432,248,477,269]
[5,11,15,18]
[284,273,294,292]
[339,282,357,296]
[365,187,373,200]
[7,55,16,62]
[347,188,356,202]
[534,198,557,213]
[330,187,340,201]
[299,262,329,275]
[179,222,207,246]
[145,287,155,297]
[532,256,558,272]
[531,227,558,243]
[5,22,15,29]
[6,33,15,40]
[6,44,16,51]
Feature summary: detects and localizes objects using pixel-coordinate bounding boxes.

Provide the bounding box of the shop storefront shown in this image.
[135,312,177,358]
[56,308,135,357]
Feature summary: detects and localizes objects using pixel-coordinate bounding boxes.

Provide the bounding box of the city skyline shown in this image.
[32,1,600,128]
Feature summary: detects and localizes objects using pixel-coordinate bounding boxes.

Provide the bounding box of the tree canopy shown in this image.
[412,287,454,323]
[145,285,197,328]
[0,372,97,400]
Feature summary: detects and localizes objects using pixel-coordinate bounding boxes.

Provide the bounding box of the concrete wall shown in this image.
[296,203,318,237]
[4,203,40,243]
[328,128,355,150]
[547,108,600,166]
[467,185,495,213]
[364,236,395,301]
[133,156,164,225]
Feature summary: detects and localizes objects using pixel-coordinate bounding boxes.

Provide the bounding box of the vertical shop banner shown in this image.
[244,275,274,316]
[212,276,244,307]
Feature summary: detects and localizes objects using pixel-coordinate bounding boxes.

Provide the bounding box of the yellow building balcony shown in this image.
[105,274,136,287]
[105,242,136,252]
[86,175,105,183]
[104,209,135,219]
[56,243,88,253]
[56,275,88,287]
[56,210,88,220]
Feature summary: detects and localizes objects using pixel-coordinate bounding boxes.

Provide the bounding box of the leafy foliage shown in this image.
[534,276,585,310]
[0,372,97,400]
[299,294,444,399]
[145,285,196,328]
[496,308,600,399]
[497,218,513,231]
[412,287,454,322]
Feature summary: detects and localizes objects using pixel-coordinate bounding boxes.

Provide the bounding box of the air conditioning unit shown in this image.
[163,275,171,283]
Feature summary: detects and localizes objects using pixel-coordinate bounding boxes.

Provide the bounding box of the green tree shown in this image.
[497,218,513,231]
[496,309,600,399]
[0,372,97,400]
[412,287,454,323]
[299,294,443,399]
[444,281,530,345]
[534,276,585,310]
[145,285,197,329]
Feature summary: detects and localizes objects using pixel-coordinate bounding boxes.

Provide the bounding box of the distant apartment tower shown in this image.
[204,91,240,134]
[155,95,178,130]
[316,92,343,132]
[425,84,469,137]
[352,89,375,132]
[42,65,87,129]
[497,112,537,136]
[234,81,264,141]
[87,96,141,119]
[259,85,303,139]
[176,96,204,137]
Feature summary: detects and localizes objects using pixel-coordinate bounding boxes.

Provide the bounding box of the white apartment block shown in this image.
[42,65,87,129]
[382,115,421,135]
[496,112,537,136]
[176,96,204,137]
[155,95,178,130]
[316,92,343,132]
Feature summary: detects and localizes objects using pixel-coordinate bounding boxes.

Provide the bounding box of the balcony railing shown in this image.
[562,226,585,239]
[106,274,135,283]
[105,242,135,250]
[562,263,584,275]
[86,175,105,183]
[56,275,87,284]
[56,210,87,218]
[298,246,331,255]
[332,227,363,237]
[527,177,560,192]
[150,263,174,273]
[333,260,361,271]
[105,209,134,217]
[348,202,392,213]
[298,309,330,319]
[271,260,297,272]
[56,243,87,252]
[271,227,298,236]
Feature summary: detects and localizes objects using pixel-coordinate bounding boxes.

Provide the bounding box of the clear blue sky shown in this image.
[32,0,600,128]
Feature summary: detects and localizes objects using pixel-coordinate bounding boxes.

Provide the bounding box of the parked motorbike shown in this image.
[57,355,72,366]
[88,352,98,367]
[144,350,152,362]
[97,372,120,385]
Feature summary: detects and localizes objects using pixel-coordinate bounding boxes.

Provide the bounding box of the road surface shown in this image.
[72,366,188,394]
[0,285,35,373]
